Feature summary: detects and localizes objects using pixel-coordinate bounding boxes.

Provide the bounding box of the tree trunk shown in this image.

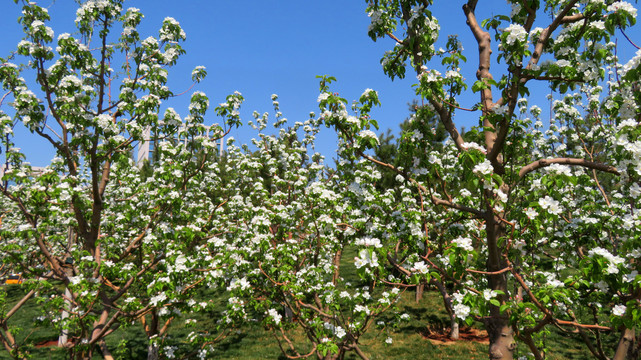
[415,282,424,303]
[613,327,636,360]
[431,278,459,340]
[450,318,460,340]
[145,310,161,360]
[58,287,72,347]
[486,318,515,360]
[147,343,160,360]
[333,249,342,284]
[486,211,515,360]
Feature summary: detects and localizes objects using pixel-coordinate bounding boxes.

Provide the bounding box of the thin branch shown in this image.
[427,97,466,151]
[567,309,607,360]
[490,1,539,168]
[4,289,36,320]
[386,32,403,45]
[436,95,477,112]
[510,265,612,331]
[259,262,288,286]
[353,344,371,360]
[466,267,511,275]
[520,332,545,360]
[522,74,585,83]
[560,13,586,24]
[0,91,11,108]
[554,319,611,331]
[619,27,641,50]
[273,328,317,359]
[172,82,196,98]
[519,157,619,178]
[528,0,581,69]
[296,300,334,318]
[96,17,110,113]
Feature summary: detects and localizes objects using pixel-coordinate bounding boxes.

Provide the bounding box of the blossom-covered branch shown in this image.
[519,157,619,178]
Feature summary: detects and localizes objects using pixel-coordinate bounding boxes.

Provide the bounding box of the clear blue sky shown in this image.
[1,1,640,167]
[1,1,420,166]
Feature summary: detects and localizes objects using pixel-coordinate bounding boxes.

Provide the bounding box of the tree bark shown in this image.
[99,339,115,360]
[486,212,515,360]
[415,282,424,303]
[613,327,636,360]
[431,278,459,340]
[58,287,72,347]
[147,343,160,360]
[487,319,516,360]
[332,249,342,284]
[145,310,161,360]
[450,318,460,341]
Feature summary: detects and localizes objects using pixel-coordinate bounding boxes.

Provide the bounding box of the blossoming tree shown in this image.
[316,0,641,359]
[0,1,242,358]
[3,0,641,359]
[211,94,408,360]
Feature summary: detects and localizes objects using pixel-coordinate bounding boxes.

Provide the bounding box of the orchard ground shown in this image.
[0,246,616,359]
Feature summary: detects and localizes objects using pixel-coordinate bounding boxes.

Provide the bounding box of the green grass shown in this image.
[0,284,611,359]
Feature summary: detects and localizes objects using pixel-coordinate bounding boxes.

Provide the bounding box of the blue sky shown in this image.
[1,1,421,166]
[1,1,640,167]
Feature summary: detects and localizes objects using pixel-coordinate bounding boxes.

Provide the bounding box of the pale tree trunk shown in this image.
[58,287,72,347]
[147,343,160,360]
[486,318,515,360]
[143,309,174,360]
[415,282,424,303]
[332,249,342,284]
[613,327,636,360]
[450,317,460,340]
[59,242,74,347]
[486,213,515,360]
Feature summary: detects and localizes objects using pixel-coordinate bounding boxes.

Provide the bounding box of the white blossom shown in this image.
[354,249,379,269]
[452,236,474,252]
[608,2,637,18]
[267,309,282,325]
[453,303,470,320]
[150,293,167,306]
[317,92,330,102]
[525,208,538,219]
[502,23,528,45]
[612,304,627,316]
[473,160,493,176]
[483,289,497,301]
[412,261,429,274]
[358,130,379,145]
[539,196,562,215]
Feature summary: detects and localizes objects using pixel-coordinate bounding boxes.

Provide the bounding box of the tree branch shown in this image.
[620,27,641,50]
[427,97,466,151]
[463,0,496,154]
[519,158,619,178]
[386,32,403,45]
[527,0,581,69]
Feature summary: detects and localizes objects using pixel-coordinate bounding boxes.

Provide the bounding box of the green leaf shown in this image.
[472,80,487,93]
